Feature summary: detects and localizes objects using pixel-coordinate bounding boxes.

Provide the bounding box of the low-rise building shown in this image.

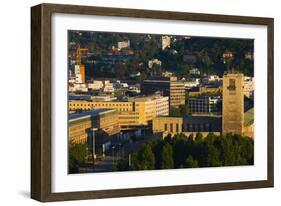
[189,68,200,75]
[69,83,88,93]
[148,58,162,69]
[184,78,200,88]
[87,81,104,90]
[152,116,221,138]
[153,117,183,135]
[201,75,221,85]
[162,36,171,50]
[69,95,169,131]
[117,40,130,51]
[103,82,115,93]
[222,51,234,64]
[244,76,254,98]
[69,109,120,144]
[90,95,117,102]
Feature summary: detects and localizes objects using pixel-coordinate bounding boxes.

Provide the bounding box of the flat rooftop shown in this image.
[69,109,115,120]
[244,107,254,125]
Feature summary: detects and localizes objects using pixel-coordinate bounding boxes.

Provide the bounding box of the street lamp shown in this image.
[91,128,98,165]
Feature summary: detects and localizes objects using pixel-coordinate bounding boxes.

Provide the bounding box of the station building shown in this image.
[69,109,120,144]
[69,95,169,131]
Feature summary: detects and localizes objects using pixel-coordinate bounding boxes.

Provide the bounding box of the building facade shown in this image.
[155,96,169,116]
[69,95,169,131]
[153,117,183,135]
[162,36,171,50]
[68,109,120,144]
[188,85,222,97]
[74,64,85,83]
[153,116,221,138]
[184,115,222,132]
[117,40,130,50]
[169,78,186,108]
[188,96,221,114]
[243,76,254,98]
[222,72,244,135]
[141,77,170,96]
[141,76,186,109]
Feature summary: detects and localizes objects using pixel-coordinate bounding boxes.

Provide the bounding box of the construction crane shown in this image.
[74,43,89,83]
[75,44,89,65]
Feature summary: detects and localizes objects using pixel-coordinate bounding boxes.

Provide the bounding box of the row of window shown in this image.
[164,123,180,133]
[70,103,131,107]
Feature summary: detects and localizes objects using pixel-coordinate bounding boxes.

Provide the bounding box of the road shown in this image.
[78,134,160,173]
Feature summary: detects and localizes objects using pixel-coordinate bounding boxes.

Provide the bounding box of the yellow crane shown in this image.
[75,44,89,83]
[75,44,89,65]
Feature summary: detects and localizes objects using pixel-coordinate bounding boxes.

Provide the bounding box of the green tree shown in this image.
[138,144,155,170]
[219,135,236,166]
[184,155,199,168]
[195,132,203,142]
[172,134,187,168]
[131,150,140,170]
[160,142,174,169]
[126,132,253,172]
[205,143,221,167]
[69,143,88,173]
[188,133,194,141]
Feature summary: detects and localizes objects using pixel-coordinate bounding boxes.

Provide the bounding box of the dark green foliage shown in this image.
[69,143,88,173]
[188,133,194,140]
[172,134,188,168]
[115,159,130,171]
[69,31,254,80]
[131,144,155,170]
[195,132,203,142]
[160,142,174,169]
[184,155,199,168]
[151,138,165,169]
[130,150,139,169]
[128,133,254,171]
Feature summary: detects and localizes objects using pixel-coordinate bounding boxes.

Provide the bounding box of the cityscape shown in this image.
[68,30,254,173]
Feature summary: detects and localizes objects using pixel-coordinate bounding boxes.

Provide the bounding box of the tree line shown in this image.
[115,133,254,171]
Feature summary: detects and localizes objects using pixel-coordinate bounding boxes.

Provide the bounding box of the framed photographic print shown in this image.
[31,3,274,202]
